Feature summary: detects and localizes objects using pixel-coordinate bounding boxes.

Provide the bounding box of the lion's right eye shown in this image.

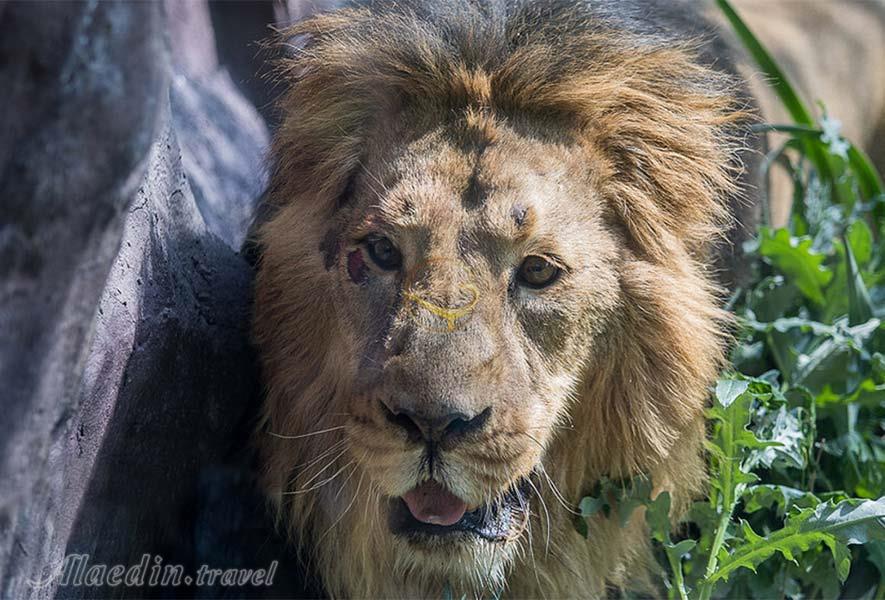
[365,236,402,271]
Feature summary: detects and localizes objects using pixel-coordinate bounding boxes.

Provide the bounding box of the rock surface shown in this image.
[0,2,315,597]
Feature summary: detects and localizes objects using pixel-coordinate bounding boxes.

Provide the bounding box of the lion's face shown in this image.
[324,115,621,574]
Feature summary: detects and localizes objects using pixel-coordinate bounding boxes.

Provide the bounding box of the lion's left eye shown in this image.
[517,255,560,289]
[365,236,402,271]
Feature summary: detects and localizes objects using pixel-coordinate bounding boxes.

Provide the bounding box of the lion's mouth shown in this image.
[389,479,530,542]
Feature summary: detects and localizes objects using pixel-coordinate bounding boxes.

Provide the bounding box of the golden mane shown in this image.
[268,2,745,259]
[254,1,749,597]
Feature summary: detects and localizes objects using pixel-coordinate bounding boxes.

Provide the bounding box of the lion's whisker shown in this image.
[268,425,347,440]
[291,439,348,471]
[333,459,359,502]
[290,446,349,488]
[521,489,543,595]
[519,431,545,451]
[539,464,580,517]
[524,477,551,558]
[523,425,575,432]
[513,433,579,517]
[318,464,363,545]
[284,460,355,495]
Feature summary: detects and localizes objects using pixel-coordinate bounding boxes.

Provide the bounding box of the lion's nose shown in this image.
[381,401,491,444]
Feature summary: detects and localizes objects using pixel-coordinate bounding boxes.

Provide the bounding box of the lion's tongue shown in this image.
[402,481,468,526]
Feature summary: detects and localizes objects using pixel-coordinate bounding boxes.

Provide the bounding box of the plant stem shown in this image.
[668,553,690,600]
[697,500,736,600]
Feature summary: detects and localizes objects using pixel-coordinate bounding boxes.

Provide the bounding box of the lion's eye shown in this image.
[365,236,402,271]
[517,255,560,289]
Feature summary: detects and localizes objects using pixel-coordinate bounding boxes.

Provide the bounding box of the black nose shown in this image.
[382,402,491,444]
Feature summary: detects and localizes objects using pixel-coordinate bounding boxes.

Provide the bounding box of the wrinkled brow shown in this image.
[469,197,537,246]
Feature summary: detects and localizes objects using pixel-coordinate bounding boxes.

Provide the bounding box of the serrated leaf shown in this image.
[742,484,819,517]
[740,519,765,544]
[708,389,769,521]
[709,498,885,583]
[747,406,808,470]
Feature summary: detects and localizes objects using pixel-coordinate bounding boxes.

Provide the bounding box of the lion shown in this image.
[249,0,826,597]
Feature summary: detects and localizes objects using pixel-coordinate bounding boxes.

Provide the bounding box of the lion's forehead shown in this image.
[357,124,596,253]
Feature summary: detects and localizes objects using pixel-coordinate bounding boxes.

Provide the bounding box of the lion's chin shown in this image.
[388,479,531,544]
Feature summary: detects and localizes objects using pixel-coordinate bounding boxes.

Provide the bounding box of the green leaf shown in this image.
[794,338,854,393]
[708,385,772,520]
[742,485,819,517]
[715,379,749,408]
[844,236,874,326]
[851,378,885,409]
[758,228,833,305]
[746,406,808,470]
[751,124,883,204]
[671,6,885,598]
[578,475,655,528]
[714,2,813,126]
[646,491,672,544]
[708,498,885,583]
[746,276,799,323]
[739,519,764,544]
[846,144,885,201]
[847,220,873,265]
[574,514,589,539]
[617,477,653,527]
[666,539,697,562]
[579,496,605,518]
[867,540,885,585]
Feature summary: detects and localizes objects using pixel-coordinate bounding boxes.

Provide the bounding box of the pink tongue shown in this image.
[402,481,468,526]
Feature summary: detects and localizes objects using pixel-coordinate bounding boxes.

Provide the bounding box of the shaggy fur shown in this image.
[253,1,751,597]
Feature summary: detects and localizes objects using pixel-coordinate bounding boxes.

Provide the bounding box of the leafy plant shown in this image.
[577,1,885,597]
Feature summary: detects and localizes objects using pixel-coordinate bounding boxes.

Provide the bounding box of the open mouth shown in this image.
[388,479,531,542]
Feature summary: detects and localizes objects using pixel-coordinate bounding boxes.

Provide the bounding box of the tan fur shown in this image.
[254,3,746,597]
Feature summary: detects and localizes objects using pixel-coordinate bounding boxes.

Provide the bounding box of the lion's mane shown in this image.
[254,1,750,596]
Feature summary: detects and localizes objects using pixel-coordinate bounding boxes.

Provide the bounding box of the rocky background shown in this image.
[0,1,335,597]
